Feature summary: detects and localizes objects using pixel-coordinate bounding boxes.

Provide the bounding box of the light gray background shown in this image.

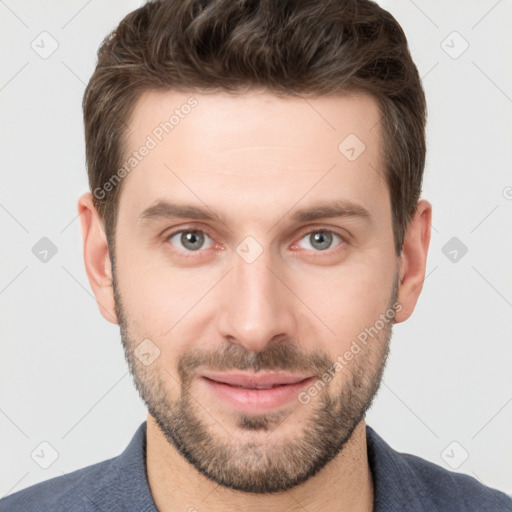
[1,0,511,499]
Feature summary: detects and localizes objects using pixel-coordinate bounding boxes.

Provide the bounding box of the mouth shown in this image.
[199,371,315,413]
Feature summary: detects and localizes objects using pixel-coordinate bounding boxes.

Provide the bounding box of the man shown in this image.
[1,0,510,510]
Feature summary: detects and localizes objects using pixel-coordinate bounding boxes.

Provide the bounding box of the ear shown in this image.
[78,192,118,324]
[394,199,432,323]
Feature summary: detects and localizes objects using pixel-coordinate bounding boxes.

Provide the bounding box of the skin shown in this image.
[78,89,431,512]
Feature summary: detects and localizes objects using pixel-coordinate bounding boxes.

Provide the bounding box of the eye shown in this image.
[296,230,343,252]
[167,230,214,252]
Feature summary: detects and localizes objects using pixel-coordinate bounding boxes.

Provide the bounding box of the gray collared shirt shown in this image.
[1,421,511,511]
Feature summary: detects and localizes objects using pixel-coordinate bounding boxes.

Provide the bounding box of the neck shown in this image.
[146,414,374,512]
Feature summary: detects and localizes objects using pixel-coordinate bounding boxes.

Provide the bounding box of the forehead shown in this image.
[118,89,387,223]
[126,88,382,150]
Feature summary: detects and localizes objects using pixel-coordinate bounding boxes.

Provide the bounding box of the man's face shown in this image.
[112,90,399,493]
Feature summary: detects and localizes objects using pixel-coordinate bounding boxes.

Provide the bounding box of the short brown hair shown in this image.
[83,0,426,256]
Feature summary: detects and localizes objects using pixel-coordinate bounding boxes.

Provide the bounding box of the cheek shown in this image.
[291,258,395,355]
[115,248,219,345]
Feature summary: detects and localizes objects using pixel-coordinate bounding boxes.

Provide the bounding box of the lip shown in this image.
[201,371,313,388]
[199,371,315,413]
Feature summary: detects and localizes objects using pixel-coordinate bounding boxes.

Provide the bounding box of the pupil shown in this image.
[312,231,332,250]
[182,231,203,250]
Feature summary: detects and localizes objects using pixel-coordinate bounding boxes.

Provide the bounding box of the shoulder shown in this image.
[400,450,512,510]
[0,422,153,512]
[0,455,121,512]
[366,426,512,511]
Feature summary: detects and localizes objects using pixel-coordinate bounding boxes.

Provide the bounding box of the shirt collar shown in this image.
[114,421,430,511]
[116,421,158,512]
[366,425,432,511]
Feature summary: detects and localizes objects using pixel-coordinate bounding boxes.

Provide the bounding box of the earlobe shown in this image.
[78,193,118,325]
[394,199,432,324]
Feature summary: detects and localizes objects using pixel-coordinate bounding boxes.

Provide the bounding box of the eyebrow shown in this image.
[290,200,371,223]
[137,199,372,226]
[138,201,227,224]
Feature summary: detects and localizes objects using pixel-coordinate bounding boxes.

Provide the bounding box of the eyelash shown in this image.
[164,226,346,257]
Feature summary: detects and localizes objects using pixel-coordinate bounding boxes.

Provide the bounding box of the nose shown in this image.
[217,244,297,353]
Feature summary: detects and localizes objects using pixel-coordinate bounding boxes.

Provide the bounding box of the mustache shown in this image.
[177,341,333,384]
